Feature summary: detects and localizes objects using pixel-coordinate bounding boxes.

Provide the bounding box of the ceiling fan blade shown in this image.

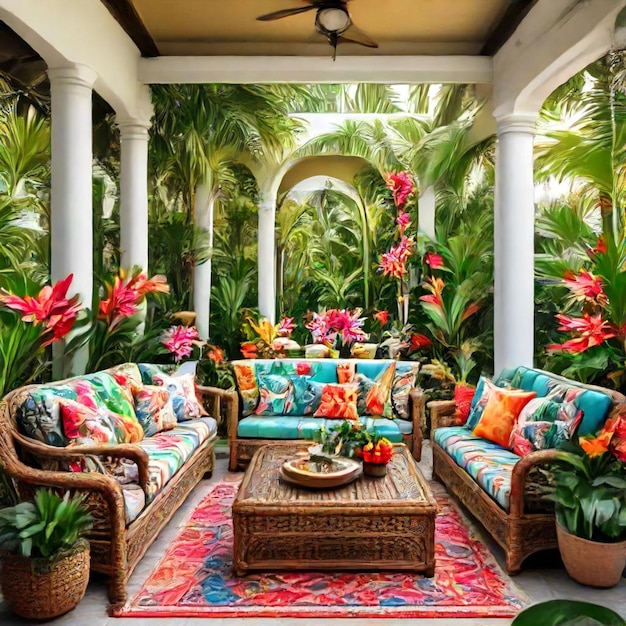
[257,5,317,22]
[338,23,378,48]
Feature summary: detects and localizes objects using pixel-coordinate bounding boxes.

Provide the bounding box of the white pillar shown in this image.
[118,119,150,273]
[494,113,537,374]
[49,65,97,305]
[258,197,276,324]
[418,186,436,239]
[193,182,213,339]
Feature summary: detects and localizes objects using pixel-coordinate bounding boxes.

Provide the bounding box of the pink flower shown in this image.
[378,236,414,279]
[425,252,444,269]
[277,317,295,337]
[161,325,203,361]
[396,211,411,235]
[385,171,415,210]
[548,313,616,354]
[564,270,607,305]
[305,309,367,346]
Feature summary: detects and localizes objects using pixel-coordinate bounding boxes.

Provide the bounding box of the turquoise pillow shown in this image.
[254,373,294,416]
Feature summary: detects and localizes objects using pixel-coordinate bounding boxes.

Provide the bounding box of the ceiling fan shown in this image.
[256,0,378,60]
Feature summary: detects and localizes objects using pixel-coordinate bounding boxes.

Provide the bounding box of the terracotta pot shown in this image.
[556,522,626,588]
[363,462,388,477]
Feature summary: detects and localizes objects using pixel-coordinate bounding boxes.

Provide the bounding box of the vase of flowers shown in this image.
[551,410,626,587]
[361,436,394,477]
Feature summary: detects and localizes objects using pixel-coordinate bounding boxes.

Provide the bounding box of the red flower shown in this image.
[396,211,411,235]
[424,252,444,269]
[373,309,389,326]
[362,438,394,464]
[419,276,445,307]
[207,346,225,363]
[240,341,258,359]
[410,333,432,350]
[379,236,414,279]
[564,270,608,305]
[385,171,415,210]
[548,313,616,353]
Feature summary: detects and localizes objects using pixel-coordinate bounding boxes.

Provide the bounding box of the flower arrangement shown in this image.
[305,308,367,356]
[551,410,626,543]
[361,436,394,465]
[379,171,417,325]
[160,325,204,362]
[0,274,82,396]
[240,316,298,359]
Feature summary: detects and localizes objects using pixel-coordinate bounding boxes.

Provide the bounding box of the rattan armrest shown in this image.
[196,384,239,440]
[509,449,560,518]
[428,399,457,432]
[12,432,150,492]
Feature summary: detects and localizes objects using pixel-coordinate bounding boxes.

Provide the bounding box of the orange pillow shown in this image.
[313,383,359,420]
[473,388,537,447]
[337,362,356,384]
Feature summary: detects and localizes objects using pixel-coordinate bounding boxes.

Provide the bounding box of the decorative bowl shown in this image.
[279,455,362,489]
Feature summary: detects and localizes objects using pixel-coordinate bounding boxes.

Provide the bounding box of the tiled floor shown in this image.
[1,442,625,625]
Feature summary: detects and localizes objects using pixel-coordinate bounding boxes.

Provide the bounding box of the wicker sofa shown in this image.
[226,357,423,470]
[0,362,222,612]
[427,365,626,574]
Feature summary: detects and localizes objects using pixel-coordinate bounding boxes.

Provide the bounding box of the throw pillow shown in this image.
[133,385,178,436]
[453,383,476,425]
[314,383,359,420]
[391,362,421,420]
[150,371,208,421]
[473,388,537,447]
[337,361,356,384]
[355,362,396,418]
[508,393,584,456]
[60,398,144,445]
[255,373,295,416]
[232,362,259,416]
[79,371,137,419]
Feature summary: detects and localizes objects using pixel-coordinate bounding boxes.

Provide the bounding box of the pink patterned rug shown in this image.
[115,475,528,618]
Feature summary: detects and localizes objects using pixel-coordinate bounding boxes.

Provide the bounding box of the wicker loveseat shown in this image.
[427,365,626,574]
[0,362,221,612]
[226,357,423,470]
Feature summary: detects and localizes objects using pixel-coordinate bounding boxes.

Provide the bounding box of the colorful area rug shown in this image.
[115,475,528,619]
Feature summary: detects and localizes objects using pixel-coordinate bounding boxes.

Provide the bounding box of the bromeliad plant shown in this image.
[240,315,297,359]
[0,274,82,396]
[305,308,367,356]
[551,410,626,542]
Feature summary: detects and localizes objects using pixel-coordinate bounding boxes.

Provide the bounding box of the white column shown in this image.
[118,119,151,273]
[257,197,276,324]
[193,182,213,339]
[418,186,436,239]
[49,65,97,305]
[494,113,537,374]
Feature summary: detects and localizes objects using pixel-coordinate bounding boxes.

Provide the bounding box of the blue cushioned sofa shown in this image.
[227,358,423,470]
[0,363,218,612]
[428,366,626,574]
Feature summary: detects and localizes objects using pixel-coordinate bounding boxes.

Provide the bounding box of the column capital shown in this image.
[47,64,98,89]
[117,118,152,141]
[495,113,537,136]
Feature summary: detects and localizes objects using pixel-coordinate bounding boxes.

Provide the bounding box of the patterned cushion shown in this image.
[454,384,476,425]
[392,361,420,420]
[508,391,583,456]
[314,383,359,420]
[434,426,520,510]
[148,371,207,422]
[60,398,144,445]
[355,362,396,418]
[133,385,178,436]
[473,388,536,447]
[337,361,356,384]
[79,371,137,419]
[254,373,295,416]
[137,362,176,385]
[232,361,259,416]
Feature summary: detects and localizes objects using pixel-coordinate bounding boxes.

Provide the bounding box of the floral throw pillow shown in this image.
[508,393,584,456]
[314,383,359,420]
[150,371,207,421]
[254,374,295,416]
[355,362,396,418]
[60,398,144,445]
[392,362,420,420]
[232,362,259,416]
[133,385,178,436]
[337,361,356,384]
[473,388,537,447]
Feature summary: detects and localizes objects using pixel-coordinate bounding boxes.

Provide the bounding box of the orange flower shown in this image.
[579,431,612,457]
[240,341,258,359]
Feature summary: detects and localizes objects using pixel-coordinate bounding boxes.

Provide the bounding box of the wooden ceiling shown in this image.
[100,0,538,58]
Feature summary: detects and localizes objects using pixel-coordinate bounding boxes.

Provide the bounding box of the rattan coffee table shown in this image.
[232,443,438,576]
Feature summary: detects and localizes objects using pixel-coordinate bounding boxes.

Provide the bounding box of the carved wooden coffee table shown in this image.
[232,443,438,576]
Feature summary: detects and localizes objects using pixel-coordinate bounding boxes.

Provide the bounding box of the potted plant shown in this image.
[551,411,626,587]
[361,435,394,477]
[0,488,92,619]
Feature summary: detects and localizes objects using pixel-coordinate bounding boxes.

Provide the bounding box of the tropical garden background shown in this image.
[1,49,626,401]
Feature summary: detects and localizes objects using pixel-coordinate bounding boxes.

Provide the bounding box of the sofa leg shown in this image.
[505,551,523,576]
[107,573,128,613]
[228,443,238,472]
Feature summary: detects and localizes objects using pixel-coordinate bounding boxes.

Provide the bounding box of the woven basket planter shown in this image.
[0,539,90,619]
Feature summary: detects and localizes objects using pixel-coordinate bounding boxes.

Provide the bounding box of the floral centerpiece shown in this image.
[305,308,367,357]
[240,316,298,359]
[551,409,626,587]
[361,435,395,476]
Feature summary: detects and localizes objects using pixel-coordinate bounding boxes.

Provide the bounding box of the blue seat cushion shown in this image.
[237,415,404,443]
[434,426,520,511]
